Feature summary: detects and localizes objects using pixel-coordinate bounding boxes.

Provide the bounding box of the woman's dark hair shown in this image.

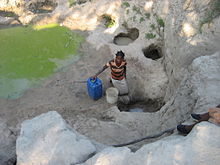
[116,50,125,58]
[216,104,220,108]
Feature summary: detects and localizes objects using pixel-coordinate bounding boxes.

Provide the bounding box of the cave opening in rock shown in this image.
[28,1,57,14]
[143,44,162,60]
[113,28,139,46]
[117,99,165,113]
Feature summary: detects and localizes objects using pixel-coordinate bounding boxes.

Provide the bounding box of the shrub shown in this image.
[122,2,130,8]
[69,0,76,7]
[199,0,220,32]
[145,33,156,39]
[156,17,165,27]
[132,5,141,14]
[145,13,151,19]
[139,17,145,23]
[150,24,156,30]
[102,15,116,28]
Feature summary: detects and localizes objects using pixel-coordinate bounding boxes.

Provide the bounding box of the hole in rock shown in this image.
[28,1,57,14]
[143,44,162,60]
[117,99,165,113]
[113,28,139,46]
[0,10,17,17]
[100,14,116,28]
[76,0,90,5]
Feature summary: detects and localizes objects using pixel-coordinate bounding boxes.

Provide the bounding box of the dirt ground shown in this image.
[0,30,142,147]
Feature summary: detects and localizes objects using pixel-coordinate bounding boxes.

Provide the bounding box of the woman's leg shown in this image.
[177,122,199,134]
[199,112,210,121]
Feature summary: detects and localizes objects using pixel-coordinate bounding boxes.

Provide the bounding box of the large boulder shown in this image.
[81,122,220,165]
[0,119,16,165]
[16,111,97,165]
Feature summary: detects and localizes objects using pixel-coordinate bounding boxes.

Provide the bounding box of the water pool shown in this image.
[0,24,84,99]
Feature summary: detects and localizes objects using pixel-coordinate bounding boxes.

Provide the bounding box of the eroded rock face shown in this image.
[162,0,220,99]
[16,111,97,165]
[80,122,220,165]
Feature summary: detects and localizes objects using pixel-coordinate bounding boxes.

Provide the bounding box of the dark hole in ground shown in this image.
[0,11,21,29]
[76,0,91,5]
[28,1,57,14]
[117,99,165,113]
[143,44,162,60]
[0,11,17,17]
[113,28,139,46]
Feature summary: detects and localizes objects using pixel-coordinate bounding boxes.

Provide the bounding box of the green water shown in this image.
[0,24,84,99]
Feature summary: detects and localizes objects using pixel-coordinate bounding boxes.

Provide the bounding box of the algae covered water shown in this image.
[0,24,84,99]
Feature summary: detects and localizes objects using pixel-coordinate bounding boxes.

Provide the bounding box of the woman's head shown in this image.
[116,50,125,58]
[217,104,220,108]
[115,50,125,64]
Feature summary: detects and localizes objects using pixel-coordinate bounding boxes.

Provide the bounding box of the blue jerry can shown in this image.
[87,77,102,100]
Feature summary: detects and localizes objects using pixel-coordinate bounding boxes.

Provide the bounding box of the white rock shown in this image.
[159,52,220,129]
[0,16,15,25]
[0,119,16,165]
[80,122,220,165]
[82,147,132,165]
[16,111,96,165]
[190,52,220,113]
[134,122,220,165]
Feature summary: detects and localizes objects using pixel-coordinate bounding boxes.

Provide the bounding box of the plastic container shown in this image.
[87,77,102,100]
[106,87,119,104]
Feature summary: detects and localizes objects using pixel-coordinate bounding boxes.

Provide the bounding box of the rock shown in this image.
[80,122,220,165]
[82,147,132,165]
[163,0,220,98]
[190,52,220,113]
[18,12,36,24]
[158,51,220,129]
[0,119,16,165]
[16,111,97,165]
[0,0,22,9]
[0,16,16,25]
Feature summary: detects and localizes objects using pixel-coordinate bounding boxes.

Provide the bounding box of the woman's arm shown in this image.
[92,65,108,79]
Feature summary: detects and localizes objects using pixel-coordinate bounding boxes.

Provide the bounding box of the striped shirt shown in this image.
[106,59,127,80]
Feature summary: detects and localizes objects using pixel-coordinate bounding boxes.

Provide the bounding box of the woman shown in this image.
[92,50,130,104]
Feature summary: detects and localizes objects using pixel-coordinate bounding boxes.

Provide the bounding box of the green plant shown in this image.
[6,12,16,17]
[150,24,156,30]
[132,5,141,14]
[145,13,151,19]
[139,17,145,23]
[132,15,136,22]
[199,0,220,32]
[0,11,17,17]
[122,2,130,8]
[126,9,129,15]
[145,33,156,39]
[156,17,165,27]
[102,15,116,28]
[69,0,76,7]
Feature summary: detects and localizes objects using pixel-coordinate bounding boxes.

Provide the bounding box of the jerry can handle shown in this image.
[89,77,97,83]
